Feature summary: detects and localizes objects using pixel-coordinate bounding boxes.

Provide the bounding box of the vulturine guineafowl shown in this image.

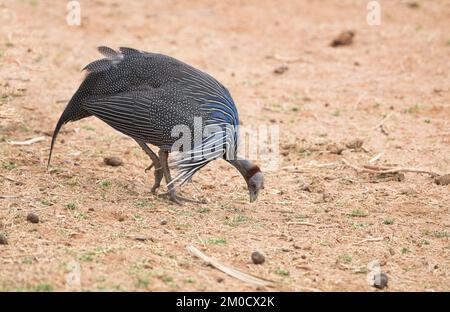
[48,47,264,204]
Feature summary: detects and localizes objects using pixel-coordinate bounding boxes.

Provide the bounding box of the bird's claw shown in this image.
[145,163,154,173]
[145,159,164,172]
[157,192,206,205]
[151,184,159,194]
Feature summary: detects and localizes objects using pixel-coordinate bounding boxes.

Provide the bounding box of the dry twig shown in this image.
[287,222,317,227]
[368,153,383,164]
[0,195,17,199]
[372,113,394,130]
[268,54,306,63]
[355,237,384,245]
[187,245,275,287]
[282,162,339,172]
[353,92,367,110]
[342,158,439,177]
[8,136,46,145]
[0,174,25,185]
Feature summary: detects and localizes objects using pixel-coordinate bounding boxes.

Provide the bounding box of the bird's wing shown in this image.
[82,88,221,188]
[83,90,172,145]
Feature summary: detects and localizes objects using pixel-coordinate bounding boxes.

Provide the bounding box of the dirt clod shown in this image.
[406,1,420,9]
[322,192,333,202]
[331,31,354,47]
[0,234,8,245]
[273,66,289,75]
[434,174,450,186]
[373,272,388,289]
[327,143,346,155]
[300,183,312,192]
[103,156,123,167]
[251,251,265,265]
[399,187,416,196]
[135,235,151,242]
[345,139,364,150]
[26,212,39,224]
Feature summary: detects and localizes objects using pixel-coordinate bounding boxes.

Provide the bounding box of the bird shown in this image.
[48,46,264,204]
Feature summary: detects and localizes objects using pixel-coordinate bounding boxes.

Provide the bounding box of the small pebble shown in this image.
[331,31,354,47]
[251,251,265,265]
[345,139,364,149]
[103,156,123,167]
[327,143,346,155]
[322,192,333,202]
[273,65,289,75]
[160,220,167,225]
[300,184,312,192]
[373,272,388,289]
[26,212,39,224]
[135,235,151,242]
[406,1,419,8]
[435,174,450,186]
[216,277,224,283]
[0,234,8,245]
[400,187,416,195]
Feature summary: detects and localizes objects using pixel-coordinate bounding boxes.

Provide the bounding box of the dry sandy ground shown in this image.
[0,0,449,291]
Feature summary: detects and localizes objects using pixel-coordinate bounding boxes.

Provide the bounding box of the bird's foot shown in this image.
[145,163,163,194]
[151,182,160,194]
[145,163,162,173]
[157,191,206,205]
[144,164,153,173]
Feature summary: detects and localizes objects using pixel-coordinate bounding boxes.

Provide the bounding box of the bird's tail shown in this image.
[47,112,67,168]
[47,96,91,168]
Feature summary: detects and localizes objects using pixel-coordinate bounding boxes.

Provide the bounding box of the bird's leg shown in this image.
[135,140,163,194]
[158,150,206,204]
[158,149,182,204]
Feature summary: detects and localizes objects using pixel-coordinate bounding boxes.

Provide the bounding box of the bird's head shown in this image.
[228,158,264,203]
[247,170,264,203]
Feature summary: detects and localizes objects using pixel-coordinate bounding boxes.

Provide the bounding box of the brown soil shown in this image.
[0,0,449,291]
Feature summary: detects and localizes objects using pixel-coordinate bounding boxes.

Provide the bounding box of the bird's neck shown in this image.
[227,158,261,182]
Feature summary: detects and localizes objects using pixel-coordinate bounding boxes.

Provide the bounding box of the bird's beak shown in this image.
[249,191,258,203]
